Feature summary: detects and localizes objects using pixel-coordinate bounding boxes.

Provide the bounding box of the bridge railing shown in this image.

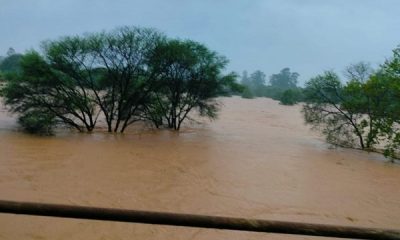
[0,200,399,239]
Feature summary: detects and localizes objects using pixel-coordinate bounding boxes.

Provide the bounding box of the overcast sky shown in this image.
[1,0,399,84]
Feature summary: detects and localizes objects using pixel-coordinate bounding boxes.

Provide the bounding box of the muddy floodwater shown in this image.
[0,97,399,240]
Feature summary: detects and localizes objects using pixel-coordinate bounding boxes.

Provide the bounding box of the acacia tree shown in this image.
[42,27,165,133]
[343,61,373,83]
[368,47,400,158]
[303,71,369,149]
[1,27,165,133]
[145,39,238,130]
[2,51,98,133]
[302,55,400,160]
[88,27,165,132]
[2,27,240,134]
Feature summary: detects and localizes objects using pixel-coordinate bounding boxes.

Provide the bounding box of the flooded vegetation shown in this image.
[1,1,400,239]
[1,97,399,239]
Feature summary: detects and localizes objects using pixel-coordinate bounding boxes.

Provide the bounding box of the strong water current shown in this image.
[0,97,399,239]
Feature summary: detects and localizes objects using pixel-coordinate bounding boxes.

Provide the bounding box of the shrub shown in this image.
[18,111,56,135]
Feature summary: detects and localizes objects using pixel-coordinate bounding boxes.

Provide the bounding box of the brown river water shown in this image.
[0,97,399,239]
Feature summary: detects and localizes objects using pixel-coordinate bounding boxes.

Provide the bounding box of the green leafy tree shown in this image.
[239,70,267,97]
[43,26,165,132]
[279,88,303,105]
[241,86,254,99]
[0,71,4,82]
[270,67,299,89]
[145,39,237,130]
[18,110,56,135]
[2,26,238,134]
[368,47,400,158]
[3,27,165,133]
[302,53,400,160]
[262,68,302,102]
[2,51,98,132]
[303,71,369,149]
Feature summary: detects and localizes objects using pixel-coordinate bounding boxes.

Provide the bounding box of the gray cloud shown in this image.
[1,0,399,83]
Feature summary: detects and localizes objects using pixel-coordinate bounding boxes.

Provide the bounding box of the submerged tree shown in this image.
[302,71,369,149]
[369,46,400,158]
[44,27,165,132]
[266,68,302,104]
[144,39,238,130]
[17,110,56,135]
[2,51,99,132]
[280,88,303,105]
[2,27,166,133]
[2,26,239,134]
[302,49,400,160]
[304,72,382,150]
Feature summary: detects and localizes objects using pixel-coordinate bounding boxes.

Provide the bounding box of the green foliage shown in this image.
[217,72,245,96]
[0,71,5,82]
[263,86,284,100]
[303,71,343,104]
[44,26,166,132]
[241,87,254,99]
[2,51,99,132]
[279,88,303,105]
[303,47,400,160]
[0,53,23,74]
[370,47,400,159]
[302,71,364,148]
[269,67,299,89]
[2,26,236,134]
[145,39,237,130]
[240,70,267,97]
[18,110,56,135]
[240,68,302,103]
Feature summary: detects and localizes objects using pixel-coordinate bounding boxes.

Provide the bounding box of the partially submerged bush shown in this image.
[241,87,254,99]
[18,111,56,135]
[279,88,304,105]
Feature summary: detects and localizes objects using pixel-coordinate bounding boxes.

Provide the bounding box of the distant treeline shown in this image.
[239,68,304,105]
[0,26,242,135]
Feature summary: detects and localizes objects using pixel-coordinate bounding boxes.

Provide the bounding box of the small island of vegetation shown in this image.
[0,26,242,134]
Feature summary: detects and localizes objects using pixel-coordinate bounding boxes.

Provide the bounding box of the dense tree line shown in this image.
[303,47,400,160]
[0,26,241,134]
[240,68,304,105]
